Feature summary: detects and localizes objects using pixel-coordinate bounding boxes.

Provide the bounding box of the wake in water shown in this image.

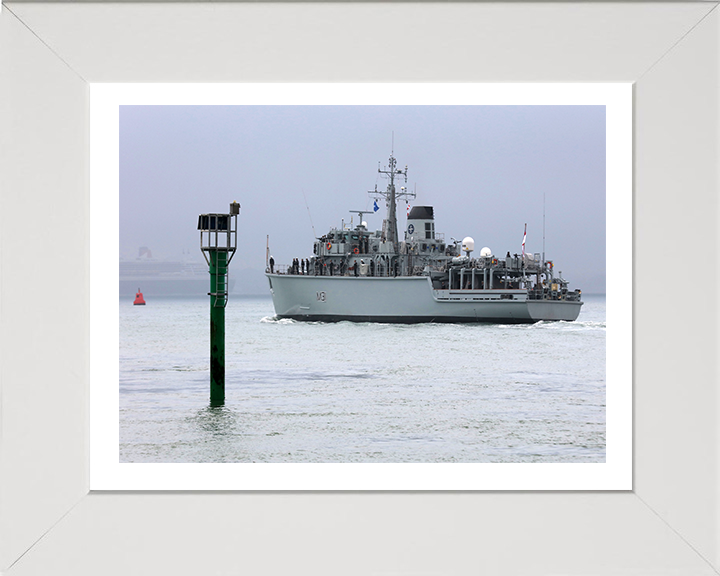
[260,316,295,324]
[524,319,606,331]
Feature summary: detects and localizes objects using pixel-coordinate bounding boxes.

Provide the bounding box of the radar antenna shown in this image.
[349,210,371,228]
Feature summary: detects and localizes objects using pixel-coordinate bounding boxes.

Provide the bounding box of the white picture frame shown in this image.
[2,2,718,574]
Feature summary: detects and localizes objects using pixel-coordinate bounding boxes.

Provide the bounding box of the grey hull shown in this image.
[267,274,582,323]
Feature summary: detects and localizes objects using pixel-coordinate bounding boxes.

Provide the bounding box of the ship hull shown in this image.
[267,274,582,323]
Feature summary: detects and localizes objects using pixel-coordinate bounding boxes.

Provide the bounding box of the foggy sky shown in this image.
[120,105,606,292]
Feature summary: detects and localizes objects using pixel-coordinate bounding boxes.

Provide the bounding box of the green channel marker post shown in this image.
[208,249,227,402]
[198,202,240,405]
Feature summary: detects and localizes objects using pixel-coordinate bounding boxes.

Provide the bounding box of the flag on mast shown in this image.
[522,223,527,258]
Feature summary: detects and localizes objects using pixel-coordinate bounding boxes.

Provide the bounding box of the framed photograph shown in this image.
[91,83,631,491]
[2,2,718,574]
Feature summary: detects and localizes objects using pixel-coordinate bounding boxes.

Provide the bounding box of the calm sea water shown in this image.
[120,294,605,463]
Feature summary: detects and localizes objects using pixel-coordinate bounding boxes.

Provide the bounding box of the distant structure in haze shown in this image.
[119,247,236,297]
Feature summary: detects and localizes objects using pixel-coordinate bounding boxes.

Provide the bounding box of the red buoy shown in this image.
[133,289,146,305]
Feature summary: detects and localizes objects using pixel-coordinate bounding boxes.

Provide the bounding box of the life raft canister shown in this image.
[133,290,146,305]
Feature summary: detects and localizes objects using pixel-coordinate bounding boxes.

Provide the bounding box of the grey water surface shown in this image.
[120,294,605,463]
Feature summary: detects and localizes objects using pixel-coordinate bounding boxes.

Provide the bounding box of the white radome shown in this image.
[462,236,475,252]
[480,246,492,257]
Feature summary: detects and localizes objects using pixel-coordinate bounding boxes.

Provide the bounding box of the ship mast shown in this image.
[370,153,414,252]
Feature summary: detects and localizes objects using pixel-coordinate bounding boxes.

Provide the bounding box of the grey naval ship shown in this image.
[266,153,582,323]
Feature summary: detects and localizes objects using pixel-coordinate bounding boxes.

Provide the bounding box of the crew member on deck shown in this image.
[269,255,274,273]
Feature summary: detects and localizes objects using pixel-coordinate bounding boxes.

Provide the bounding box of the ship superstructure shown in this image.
[266,153,582,323]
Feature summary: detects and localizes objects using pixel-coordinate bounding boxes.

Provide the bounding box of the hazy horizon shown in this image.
[120,104,606,293]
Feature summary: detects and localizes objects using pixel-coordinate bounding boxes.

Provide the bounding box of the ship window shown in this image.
[425,223,432,239]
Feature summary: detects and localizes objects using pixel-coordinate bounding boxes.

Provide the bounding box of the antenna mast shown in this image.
[301,189,317,238]
[369,152,414,252]
[542,192,546,266]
